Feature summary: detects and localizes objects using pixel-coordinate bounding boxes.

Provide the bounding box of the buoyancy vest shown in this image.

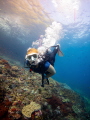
[25,59,50,74]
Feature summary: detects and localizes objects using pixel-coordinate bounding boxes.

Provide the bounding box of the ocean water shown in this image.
[53,35,90,99]
[0,0,90,100]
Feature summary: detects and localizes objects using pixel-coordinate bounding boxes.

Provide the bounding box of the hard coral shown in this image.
[22,101,41,118]
[0,59,11,69]
[11,66,19,72]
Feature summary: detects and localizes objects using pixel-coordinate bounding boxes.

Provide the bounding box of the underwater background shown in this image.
[53,34,90,99]
[0,0,90,118]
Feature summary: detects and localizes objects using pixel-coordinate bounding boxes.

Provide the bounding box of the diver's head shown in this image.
[25,48,39,65]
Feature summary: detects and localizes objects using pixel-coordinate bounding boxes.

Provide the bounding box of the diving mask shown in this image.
[26,53,38,65]
[26,54,38,61]
[25,48,39,65]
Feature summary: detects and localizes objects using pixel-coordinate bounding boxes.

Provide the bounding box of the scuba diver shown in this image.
[24,44,63,87]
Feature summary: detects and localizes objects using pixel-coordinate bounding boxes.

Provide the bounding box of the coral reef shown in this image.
[0,58,90,120]
[22,101,41,118]
[0,100,12,120]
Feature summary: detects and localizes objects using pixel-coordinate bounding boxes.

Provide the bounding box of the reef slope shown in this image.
[0,58,90,120]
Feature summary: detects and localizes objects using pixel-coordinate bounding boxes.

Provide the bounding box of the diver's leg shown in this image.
[44,64,56,85]
[41,73,44,87]
[46,64,56,78]
[50,44,63,57]
[49,46,59,66]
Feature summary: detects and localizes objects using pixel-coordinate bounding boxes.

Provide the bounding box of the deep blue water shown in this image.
[53,35,90,98]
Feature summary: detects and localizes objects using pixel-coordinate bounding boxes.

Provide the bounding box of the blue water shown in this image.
[53,35,90,98]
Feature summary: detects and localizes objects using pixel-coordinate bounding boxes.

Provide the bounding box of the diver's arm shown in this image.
[46,64,56,78]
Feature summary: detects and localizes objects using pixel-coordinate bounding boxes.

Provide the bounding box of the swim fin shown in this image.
[57,44,64,56]
[51,44,64,56]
